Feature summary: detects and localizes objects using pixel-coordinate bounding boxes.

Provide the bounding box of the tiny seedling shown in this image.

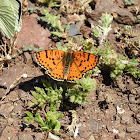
[37,0,61,7]
[124,0,135,5]
[41,7,70,38]
[60,0,92,14]
[19,44,44,54]
[91,13,113,44]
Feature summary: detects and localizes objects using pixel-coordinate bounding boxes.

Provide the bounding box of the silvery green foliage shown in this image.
[92,13,113,44]
[0,0,22,38]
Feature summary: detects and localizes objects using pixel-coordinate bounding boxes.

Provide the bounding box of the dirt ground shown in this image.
[0,0,140,140]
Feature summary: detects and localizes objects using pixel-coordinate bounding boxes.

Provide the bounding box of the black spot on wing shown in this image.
[53,61,56,65]
[45,50,48,58]
[87,53,90,61]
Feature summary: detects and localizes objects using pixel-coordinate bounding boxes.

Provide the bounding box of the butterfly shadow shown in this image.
[18,74,80,111]
[18,75,48,92]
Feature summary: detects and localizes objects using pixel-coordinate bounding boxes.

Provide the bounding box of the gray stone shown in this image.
[126,126,139,133]
[117,132,126,139]
[88,119,103,132]
[136,113,140,124]
[120,112,132,124]
[129,94,137,104]
[88,135,95,140]
[0,103,14,117]
[106,125,113,132]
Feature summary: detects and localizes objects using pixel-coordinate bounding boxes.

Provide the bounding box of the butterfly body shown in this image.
[62,50,74,80]
[36,50,98,82]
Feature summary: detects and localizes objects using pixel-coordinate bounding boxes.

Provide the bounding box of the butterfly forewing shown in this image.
[36,50,64,71]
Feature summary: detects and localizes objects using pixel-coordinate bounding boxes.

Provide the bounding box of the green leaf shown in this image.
[129,60,139,65]
[34,48,39,52]
[35,113,46,127]
[51,31,65,38]
[0,0,22,39]
[39,47,44,51]
[23,45,29,51]
[30,44,34,48]
[25,111,34,122]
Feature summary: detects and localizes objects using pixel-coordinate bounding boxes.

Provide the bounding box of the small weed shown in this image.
[66,77,97,104]
[37,0,61,7]
[19,44,44,54]
[94,40,140,79]
[0,40,15,69]
[60,0,92,14]
[25,71,99,131]
[80,38,94,50]
[91,13,113,45]
[114,25,140,58]
[124,0,135,6]
[41,7,70,38]
[28,7,38,12]
[55,45,68,52]
[25,80,63,132]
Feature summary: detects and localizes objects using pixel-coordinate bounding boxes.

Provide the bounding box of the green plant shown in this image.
[66,77,97,104]
[28,7,38,12]
[37,0,61,7]
[114,25,139,58]
[25,75,98,132]
[55,44,68,52]
[93,40,140,79]
[124,0,135,5]
[25,110,63,131]
[79,37,94,50]
[30,80,63,107]
[91,13,113,44]
[41,7,70,38]
[60,0,92,14]
[25,80,63,132]
[18,44,44,54]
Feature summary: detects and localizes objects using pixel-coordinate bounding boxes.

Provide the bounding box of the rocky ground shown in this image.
[0,0,140,140]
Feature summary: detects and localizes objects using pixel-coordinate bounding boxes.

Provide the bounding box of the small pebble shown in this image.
[88,135,95,140]
[120,112,132,124]
[117,106,125,114]
[129,94,137,104]
[106,125,113,132]
[113,129,119,134]
[136,113,140,123]
[24,52,32,65]
[88,119,103,132]
[117,132,126,139]
[126,126,139,133]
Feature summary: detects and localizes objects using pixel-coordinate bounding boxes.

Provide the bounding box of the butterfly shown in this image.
[36,50,98,82]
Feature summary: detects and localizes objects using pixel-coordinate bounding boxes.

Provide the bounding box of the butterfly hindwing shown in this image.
[47,61,65,81]
[73,52,98,73]
[67,62,82,82]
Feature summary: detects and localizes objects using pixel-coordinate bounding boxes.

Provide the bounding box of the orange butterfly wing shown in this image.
[67,62,83,81]
[36,50,65,81]
[67,51,98,81]
[36,50,98,82]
